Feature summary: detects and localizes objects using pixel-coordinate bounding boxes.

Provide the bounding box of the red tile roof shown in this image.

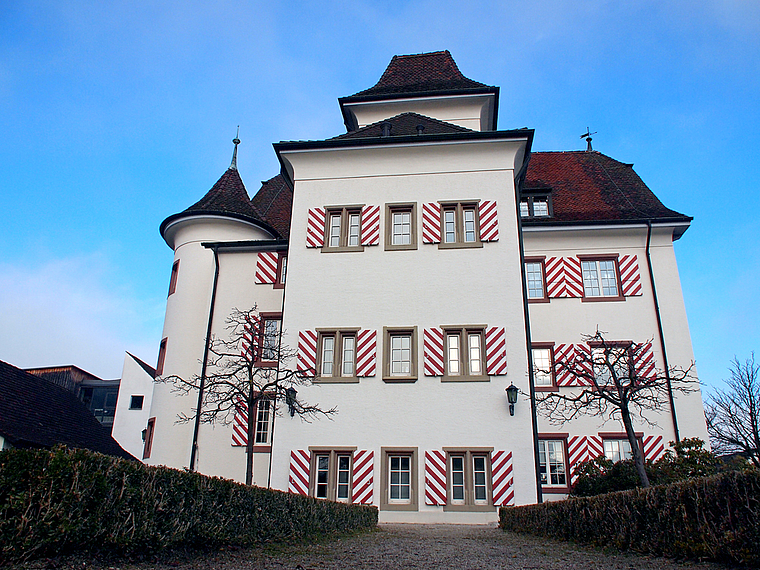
[161,168,281,239]
[332,112,472,140]
[251,175,293,239]
[349,51,493,98]
[525,151,690,223]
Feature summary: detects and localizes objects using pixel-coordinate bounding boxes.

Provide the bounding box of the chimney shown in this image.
[381,123,392,137]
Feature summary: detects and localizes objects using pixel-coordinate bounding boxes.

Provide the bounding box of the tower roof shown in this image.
[349,51,494,98]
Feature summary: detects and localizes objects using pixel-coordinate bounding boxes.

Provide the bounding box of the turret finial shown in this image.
[230,126,240,170]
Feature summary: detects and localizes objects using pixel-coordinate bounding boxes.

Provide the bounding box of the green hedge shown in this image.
[500,470,760,566]
[0,446,377,563]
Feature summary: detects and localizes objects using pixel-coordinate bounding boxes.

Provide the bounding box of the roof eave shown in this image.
[159,210,281,245]
[521,216,693,237]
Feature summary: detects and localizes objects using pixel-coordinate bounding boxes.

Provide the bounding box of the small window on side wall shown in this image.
[580,257,622,299]
[168,260,179,296]
[324,207,363,252]
[440,202,480,248]
[524,257,548,302]
[274,254,287,288]
[520,195,552,218]
[156,338,167,376]
[142,417,156,459]
[385,203,417,250]
[129,395,144,410]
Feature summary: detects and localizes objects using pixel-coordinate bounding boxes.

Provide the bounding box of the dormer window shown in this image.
[520,195,552,218]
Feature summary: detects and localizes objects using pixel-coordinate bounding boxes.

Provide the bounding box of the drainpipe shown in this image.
[514,160,543,504]
[645,222,680,442]
[189,245,221,471]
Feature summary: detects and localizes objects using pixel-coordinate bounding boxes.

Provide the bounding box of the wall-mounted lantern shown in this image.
[286,387,298,417]
[505,384,519,416]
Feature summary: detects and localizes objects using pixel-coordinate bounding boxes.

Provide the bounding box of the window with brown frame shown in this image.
[524,257,548,302]
[385,203,417,251]
[156,338,167,376]
[274,254,287,289]
[309,448,355,502]
[579,256,623,300]
[537,436,569,492]
[253,397,274,446]
[442,327,487,382]
[142,417,156,460]
[600,433,644,463]
[168,260,179,296]
[380,447,418,511]
[531,343,557,391]
[256,313,282,367]
[316,329,359,382]
[323,206,363,252]
[439,202,481,248]
[382,327,417,382]
[444,448,495,512]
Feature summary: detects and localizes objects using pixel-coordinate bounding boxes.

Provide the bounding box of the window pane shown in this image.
[464,209,476,242]
[391,334,411,376]
[329,214,341,247]
[321,336,334,376]
[393,211,411,245]
[444,210,456,243]
[451,456,464,501]
[538,440,548,484]
[337,455,350,501]
[348,213,360,246]
[279,256,287,284]
[599,260,618,296]
[447,334,460,376]
[262,319,280,361]
[389,455,411,502]
[468,333,482,375]
[533,198,549,217]
[532,348,552,386]
[520,200,530,217]
[473,456,487,502]
[540,440,566,486]
[582,261,601,297]
[316,455,329,498]
[255,399,271,444]
[525,262,545,299]
[342,335,355,376]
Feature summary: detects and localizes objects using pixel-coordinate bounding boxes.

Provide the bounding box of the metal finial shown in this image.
[580,127,597,152]
[230,126,240,170]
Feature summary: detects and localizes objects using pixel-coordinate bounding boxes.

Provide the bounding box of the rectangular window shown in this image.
[591,344,632,384]
[581,258,621,299]
[380,447,418,511]
[383,327,417,382]
[142,417,156,460]
[443,448,494,511]
[323,206,364,251]
[129,395,144,410]
[442,328,486,381]
[385,203,417,250]
[524,258,548,302]
[156,338,167,376]
[274,254,287,289]
[256,313,282,366]
[439,202,481,248]
[254,398,274,445]
[531,346,555,389]
[310,449,354,502]
[604,439,633,462]
[520,195,552,218]
[168,260,179,296]
[317,330,359,382]
[538,439,568,488]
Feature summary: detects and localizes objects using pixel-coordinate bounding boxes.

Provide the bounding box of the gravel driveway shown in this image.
[54,524,721,570]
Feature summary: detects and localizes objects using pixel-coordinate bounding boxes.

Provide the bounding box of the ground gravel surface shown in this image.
[14,524,729,570]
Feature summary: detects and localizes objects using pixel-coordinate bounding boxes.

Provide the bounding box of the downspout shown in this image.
[189,245,221,471]
[645,221,680,442]
[514,155,543,504]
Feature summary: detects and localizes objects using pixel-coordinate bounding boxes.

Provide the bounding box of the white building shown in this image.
[121,51,708,522]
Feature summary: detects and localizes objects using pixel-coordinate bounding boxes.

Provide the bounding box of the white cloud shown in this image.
[0,253,162,379]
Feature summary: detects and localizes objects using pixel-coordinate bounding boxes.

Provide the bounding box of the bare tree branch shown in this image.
[705,353,760,467]
[157,306,337,484]
[535,329,696,488]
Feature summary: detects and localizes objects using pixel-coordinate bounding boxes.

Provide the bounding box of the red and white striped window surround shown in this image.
[543,255,642,298]
[423,326,507,377]
[422,201,499,244]
[305,206,380,248]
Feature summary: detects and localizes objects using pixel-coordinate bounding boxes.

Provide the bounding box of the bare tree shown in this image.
[705,353,760,467]
[535,329,694,488]
[161,307,335,485]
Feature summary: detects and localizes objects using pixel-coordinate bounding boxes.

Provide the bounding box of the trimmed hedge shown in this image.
[500,470,760,566]
[0,446,377,563]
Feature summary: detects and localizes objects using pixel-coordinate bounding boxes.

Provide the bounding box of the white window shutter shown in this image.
[485,327,507,375]
[423,327,444,376]
[255,252,278,284]
[479,200,499,241]
[619,254,642,296]
[306,208,326,248]
[424,450,447,505]
[361,205,380,246]
[288,450,310,495]
[356,329,377,377]
[422,202,441,244]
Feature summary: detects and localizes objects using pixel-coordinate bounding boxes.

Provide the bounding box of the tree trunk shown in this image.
[246,393,255,486]
[620,403,649,488]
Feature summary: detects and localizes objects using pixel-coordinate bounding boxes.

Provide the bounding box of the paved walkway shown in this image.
[140,524,724,570]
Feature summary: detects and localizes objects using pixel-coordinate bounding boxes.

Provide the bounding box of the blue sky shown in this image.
[1,1,758,395]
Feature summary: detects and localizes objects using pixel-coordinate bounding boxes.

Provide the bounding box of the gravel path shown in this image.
[36,524,723,570]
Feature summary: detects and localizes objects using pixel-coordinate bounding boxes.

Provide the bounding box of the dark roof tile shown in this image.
[0,360,135,459]
[524,151,689,223]
[351,51,492,98]
[250,174,293,239]
[331,112,472,140]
